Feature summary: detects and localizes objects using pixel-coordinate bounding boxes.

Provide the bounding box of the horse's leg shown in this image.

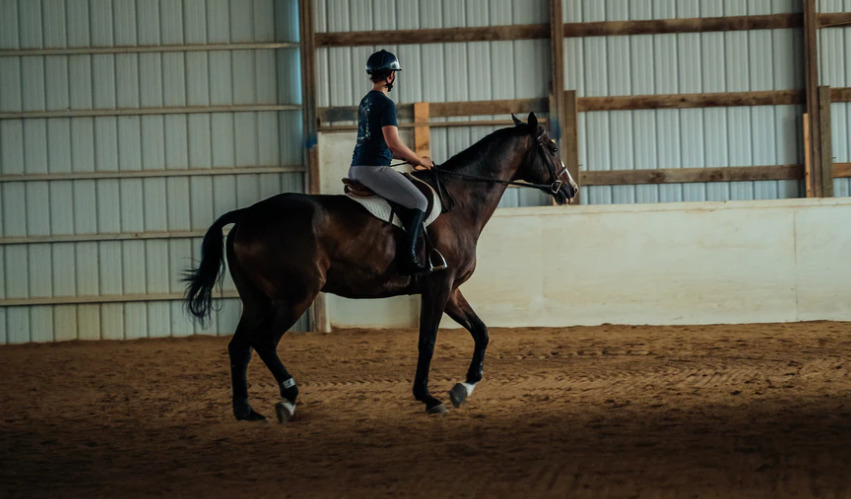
[229,313,266,421]
[226,236,274,421]
[443,288,488,408]
[251,295,316,423]
[413,281,453,414]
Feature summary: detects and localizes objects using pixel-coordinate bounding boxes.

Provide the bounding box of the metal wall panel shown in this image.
[315,0,549,207]
[819,0,851,197]
[0,0,307,343]
[567,0,805,205]
[315,0,816,207]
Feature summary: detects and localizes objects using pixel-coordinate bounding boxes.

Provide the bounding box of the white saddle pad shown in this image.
[345,181,442,229]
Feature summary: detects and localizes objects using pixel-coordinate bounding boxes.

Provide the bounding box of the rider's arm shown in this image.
[382,125,434,169]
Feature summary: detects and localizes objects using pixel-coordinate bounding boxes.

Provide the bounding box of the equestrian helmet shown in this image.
[366,49,402,74]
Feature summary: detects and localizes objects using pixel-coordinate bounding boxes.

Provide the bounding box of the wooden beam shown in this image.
[803,0,823,197]
[831,87,851,102]
[298,0,319,195]
[320,88,851,126]
[298,0,327,333]
[819,86,834,197]
[413,102,430,157]
[319,118,545,133]
[819,12,851,28]
[565,14,801,37]
[579,165,804,186]
[579,89,804,111]
[563,90,580,202]
[804,114,813,197]
[549,0,566,205]
[315,13,851,49]
[834,163,851,178]
[316,24,548,47]
[429,98,548,118]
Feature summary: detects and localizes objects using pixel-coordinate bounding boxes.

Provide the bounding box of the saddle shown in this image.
[342,175,447,272]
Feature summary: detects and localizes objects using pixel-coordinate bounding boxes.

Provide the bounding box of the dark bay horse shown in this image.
[183,112,577,422]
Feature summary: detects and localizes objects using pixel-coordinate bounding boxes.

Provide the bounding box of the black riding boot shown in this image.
[400,209,431,275]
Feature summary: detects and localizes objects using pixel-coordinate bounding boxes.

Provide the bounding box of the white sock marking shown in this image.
[461,382,477,397]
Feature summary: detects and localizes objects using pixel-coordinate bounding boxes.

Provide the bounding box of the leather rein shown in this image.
[393,133,568,211]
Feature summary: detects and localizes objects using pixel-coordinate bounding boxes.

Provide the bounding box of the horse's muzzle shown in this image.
[553,181,578,205]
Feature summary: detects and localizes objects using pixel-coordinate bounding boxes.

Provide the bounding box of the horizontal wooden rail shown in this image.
[0,42,298,57]
[834,163,851,178]
[579,163,851,186]
[566,14,800,37]
[320,98,548,124]
[319,119,545,133]
[316,13,849,47]
[320,88,850,127]
[0,104,300,120]
[0,165,304,183]
[819,12,851,28]
[0,290,239,307]
[316,24,547,47]
[580,165,803,186]
[579,90,805,111]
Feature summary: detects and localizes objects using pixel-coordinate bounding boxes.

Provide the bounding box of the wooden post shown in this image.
[803,113,813,197]
[298,0,328,332]
[548,0,567,204]
[413,102,430,157]
[563,90,580,204]
[803,0,823,197]
[818,86,834,197]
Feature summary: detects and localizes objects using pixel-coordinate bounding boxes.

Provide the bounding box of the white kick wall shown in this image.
[322,197,851,329]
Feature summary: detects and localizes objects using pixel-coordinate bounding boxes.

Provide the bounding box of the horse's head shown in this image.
[511,112,579,205]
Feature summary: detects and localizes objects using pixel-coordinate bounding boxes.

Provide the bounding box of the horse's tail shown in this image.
[182,209,242,325]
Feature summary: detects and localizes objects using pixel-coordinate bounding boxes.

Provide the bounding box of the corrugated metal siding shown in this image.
[314,0,552,208]
[315,0,823,207]
[0,0,305,343]
[567,0,805,205]
[819,0,851,197]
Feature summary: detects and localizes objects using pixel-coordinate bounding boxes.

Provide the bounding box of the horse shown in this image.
[183,112,578,422]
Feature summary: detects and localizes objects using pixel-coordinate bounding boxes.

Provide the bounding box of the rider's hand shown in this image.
[416,156,434,170]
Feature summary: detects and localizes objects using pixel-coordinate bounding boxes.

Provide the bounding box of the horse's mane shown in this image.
[438,125,529,172]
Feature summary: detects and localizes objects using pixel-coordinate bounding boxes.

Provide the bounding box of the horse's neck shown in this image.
[446,136,528,235]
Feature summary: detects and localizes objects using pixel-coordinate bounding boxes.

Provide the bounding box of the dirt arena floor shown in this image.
[1,321,851,498]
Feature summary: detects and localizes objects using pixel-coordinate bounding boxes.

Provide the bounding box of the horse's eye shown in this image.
[552,146,559,153]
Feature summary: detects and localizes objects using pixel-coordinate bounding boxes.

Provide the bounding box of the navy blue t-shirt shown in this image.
[351,90,398,166]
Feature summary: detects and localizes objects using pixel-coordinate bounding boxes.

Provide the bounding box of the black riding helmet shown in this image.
[366,49,402,75]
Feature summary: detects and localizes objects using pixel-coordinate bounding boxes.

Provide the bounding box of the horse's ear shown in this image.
[511,114,523,127]
[527,112,538,131]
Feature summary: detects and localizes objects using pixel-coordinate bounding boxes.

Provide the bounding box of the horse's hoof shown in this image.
[449,383,468,408]
[236,408,267,422]
[426,403,448,415]
[275,400,296,423]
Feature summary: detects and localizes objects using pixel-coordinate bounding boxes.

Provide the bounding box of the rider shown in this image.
[349,49,436,275]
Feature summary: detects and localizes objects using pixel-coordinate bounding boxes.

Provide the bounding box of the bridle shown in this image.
[396,131,570,196]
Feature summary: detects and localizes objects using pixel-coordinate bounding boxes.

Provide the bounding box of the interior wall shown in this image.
[321,197,851,329]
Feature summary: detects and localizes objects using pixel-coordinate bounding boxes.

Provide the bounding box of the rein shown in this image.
[392,133,568,211]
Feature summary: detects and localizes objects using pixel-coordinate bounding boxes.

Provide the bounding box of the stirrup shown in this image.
[428,248,448,272]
